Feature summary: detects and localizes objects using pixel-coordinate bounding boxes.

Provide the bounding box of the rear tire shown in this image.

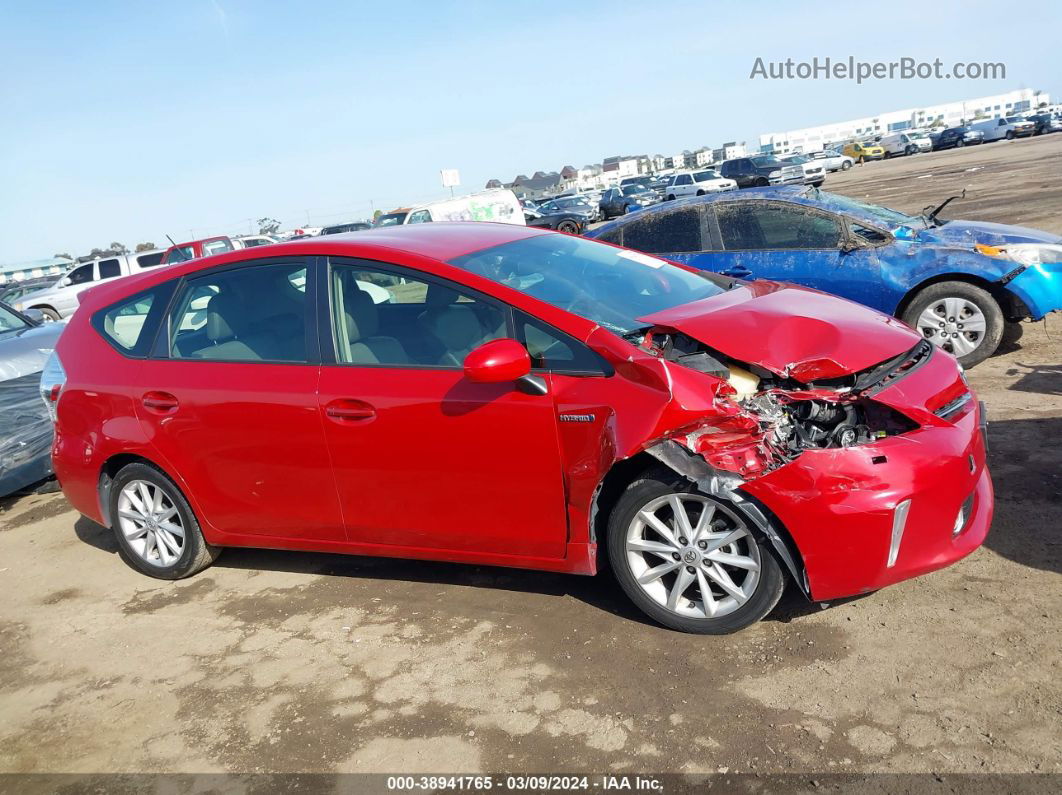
[34,306,61,322]
[754,177,769,187]
[696,190,705,196]
[109,462,220,580]
[901,281,1004,368]
[841,160,852,170]
[666,194,676,202]
[607,469,785,634]
[956,138,965,148]
[1005,131,1015,140]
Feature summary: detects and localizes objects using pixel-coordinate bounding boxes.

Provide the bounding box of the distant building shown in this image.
[0,256,73,285]
[692,148,714,168]
[758,88,1050,154]
[485,178,503,189]
[713,141,746,162]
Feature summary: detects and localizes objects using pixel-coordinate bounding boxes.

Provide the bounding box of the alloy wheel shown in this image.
[916,296,987,357]
[117,479,185,567]
[625,493,761,619]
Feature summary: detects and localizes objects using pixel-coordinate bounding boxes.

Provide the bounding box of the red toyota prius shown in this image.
[42,223,993,633]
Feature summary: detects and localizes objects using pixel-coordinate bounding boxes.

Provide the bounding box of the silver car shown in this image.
[0,303,64,497]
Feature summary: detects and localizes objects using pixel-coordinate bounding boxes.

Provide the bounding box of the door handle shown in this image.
[142,391,179,414]
[325,399,376,423]
[721,266,752,278]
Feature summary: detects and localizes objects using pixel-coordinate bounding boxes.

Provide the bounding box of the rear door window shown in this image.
[168,261,309,362]
[621,206,703,253]
[98,259,121,279]
[136,252,165,268]
[202,239,234,257]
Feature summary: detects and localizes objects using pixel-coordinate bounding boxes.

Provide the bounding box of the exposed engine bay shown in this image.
[642,329,929,477]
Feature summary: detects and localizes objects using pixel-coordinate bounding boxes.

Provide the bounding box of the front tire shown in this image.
[1005,131,1015,140]
[901,281,1004,368]
[956,138,965,148]
[557,220,579,234]
[841,160,852,170]
[109,462,220,580]
[607,469,785,634]
[34,306,61,322]
[754,177,769,187]
[666,194,676,202]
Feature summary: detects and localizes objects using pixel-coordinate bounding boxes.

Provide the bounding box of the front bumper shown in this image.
[740,350,992,601]
[1005,261,1062,320]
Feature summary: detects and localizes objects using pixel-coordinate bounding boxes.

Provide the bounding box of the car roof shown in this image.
[588,186,893,236]
[76,223,554,313]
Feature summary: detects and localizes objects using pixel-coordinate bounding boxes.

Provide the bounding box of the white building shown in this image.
[712,141,747,162]
[758,88,1051,154]
[692,148,714,167]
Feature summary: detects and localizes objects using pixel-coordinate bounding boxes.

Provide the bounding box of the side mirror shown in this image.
[840,238,864,254]
[463,339,531,384]
[61,277,73,287]
[23,308,45,324]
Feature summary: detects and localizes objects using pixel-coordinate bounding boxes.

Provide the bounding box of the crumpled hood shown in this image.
[0,322,65,382]
[916,219,1062,248]
[639,282,922,382]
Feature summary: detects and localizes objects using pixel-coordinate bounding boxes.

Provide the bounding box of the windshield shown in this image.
[784,155,809,164]
[621,185,649,196]
[816,190,921,228]
[693,171,720,181]
[374,212,408,227]
[446,234,726,336]
[749,156,783,167]
[0,303,31,333]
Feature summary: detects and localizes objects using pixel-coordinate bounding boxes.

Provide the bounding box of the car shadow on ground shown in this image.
[73,514,834,628]
[981,415,1062,577]
[1004,362,1062,396]
[71,416,1059,625]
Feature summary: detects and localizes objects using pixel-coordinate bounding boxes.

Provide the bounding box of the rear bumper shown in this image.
[741,351,992,602]
[1005,262,1062,320]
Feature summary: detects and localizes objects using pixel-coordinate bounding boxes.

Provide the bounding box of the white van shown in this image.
[374,189,525,227]
[968,116,1036,142]
[11,249,167,321]
[880,132,932,157]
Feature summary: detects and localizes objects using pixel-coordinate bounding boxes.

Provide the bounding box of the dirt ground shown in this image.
[0,136,1060,781]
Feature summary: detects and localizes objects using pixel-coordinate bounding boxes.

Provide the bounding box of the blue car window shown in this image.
[621,207,702,254]
[719,204,842,250]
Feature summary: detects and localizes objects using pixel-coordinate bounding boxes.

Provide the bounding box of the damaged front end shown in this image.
[642,327,931,479]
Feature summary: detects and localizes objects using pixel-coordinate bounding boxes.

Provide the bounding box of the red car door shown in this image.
[136,258,345,542]
[317,261,569,560]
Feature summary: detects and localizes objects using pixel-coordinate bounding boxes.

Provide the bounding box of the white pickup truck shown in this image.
[11,249,167,321]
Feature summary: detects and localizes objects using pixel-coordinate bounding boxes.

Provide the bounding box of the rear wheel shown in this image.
[754,177,769,187]
[1005,130,1015,140]
[696,189,705,196]
[607,470,785,634]
[666,194,676,202]
[956,138,965,148]
[33,306,60,322]
[109,462,220,580]
[901,281,1004,368]
[840,160,852,170]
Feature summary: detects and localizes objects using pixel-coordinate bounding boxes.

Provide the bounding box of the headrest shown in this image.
[206,291,243,341]
[425,283,462,306]
[344,288,379,341]
[424,305,482,350]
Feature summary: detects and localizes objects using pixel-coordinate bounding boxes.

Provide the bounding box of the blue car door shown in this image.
[692,200,895,313]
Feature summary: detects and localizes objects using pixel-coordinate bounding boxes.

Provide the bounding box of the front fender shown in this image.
[1004,262,1062,320]
[882,243,1017,314]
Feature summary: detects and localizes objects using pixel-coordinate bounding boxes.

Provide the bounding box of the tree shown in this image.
[134,242,157,252]
[109,241,129,255]
[257,217,281,235]
[54,252,73,261]
[373,209,382,221]
[89,248,108,258]
[973,108,987,120]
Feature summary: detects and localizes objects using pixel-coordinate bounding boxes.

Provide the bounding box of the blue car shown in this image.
[585,186,1062,366]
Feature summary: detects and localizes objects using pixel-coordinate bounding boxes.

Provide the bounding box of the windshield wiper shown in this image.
[620,324,655,342]
[921,189,966,227]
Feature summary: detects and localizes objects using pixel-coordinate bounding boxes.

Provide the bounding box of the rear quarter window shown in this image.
[93,283,175,357]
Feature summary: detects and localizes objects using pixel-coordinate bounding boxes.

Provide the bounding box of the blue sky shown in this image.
[1,0,1058,262]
